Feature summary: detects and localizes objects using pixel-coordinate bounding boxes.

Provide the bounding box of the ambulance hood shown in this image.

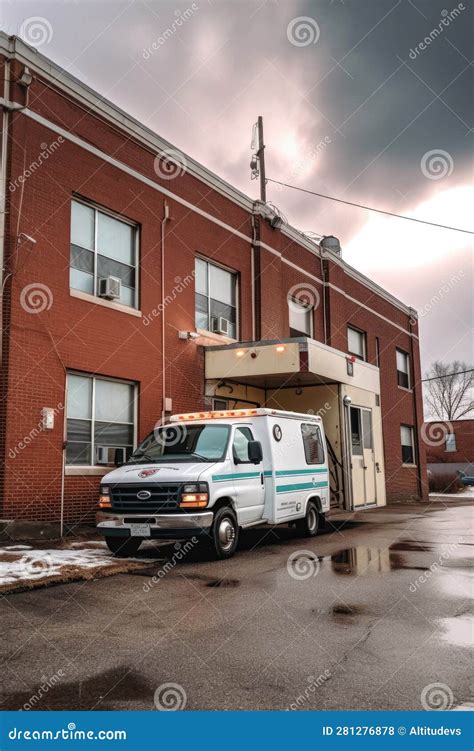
[100,461,217,485]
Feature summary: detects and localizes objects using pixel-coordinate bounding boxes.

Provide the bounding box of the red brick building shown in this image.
[424,420,474,477]
[0,34,428,528]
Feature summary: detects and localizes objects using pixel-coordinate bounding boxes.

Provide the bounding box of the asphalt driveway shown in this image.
[0,500,472,711]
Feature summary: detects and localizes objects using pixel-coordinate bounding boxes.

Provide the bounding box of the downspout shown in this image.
[161,201,170,423]
[319,245,328,345]
[409,314,423,500]
[251,207,261,341]
[0,54,11,364]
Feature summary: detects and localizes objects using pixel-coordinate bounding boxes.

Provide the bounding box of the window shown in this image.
[212,398,228,411]
[375,337,380,368]
[445,433,457,452]
[233,427,254,463]
[66,373,136,466]
[396,349,411,389]
[301,423,325,464]
[70,199,138,308]
[195,257,237,338]
[400,425,415,465]
[347,326,366,361]
[131,424,230,463]
[289,298,313,338]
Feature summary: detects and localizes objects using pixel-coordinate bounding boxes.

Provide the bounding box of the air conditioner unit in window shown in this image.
[211,317,230,336]
[96,446,126,465]
[98,276,121,300]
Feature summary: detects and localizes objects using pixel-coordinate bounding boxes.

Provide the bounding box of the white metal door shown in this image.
[231,426,265,524]
[350,406,376,507]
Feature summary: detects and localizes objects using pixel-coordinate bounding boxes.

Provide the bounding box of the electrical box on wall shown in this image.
[164,397,173,412]
[42,408,55,430]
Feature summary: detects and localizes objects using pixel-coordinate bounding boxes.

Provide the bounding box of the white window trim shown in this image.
[65,371,138,469]
[347,325,367,361]
[195,255,239,340]
[70,196,140,310]
[70,289,142,316]
[288,298,314,338]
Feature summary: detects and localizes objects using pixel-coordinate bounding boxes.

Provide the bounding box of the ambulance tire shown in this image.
[105,536,142,557]
[296,500,320,537]
[210,506,239,559]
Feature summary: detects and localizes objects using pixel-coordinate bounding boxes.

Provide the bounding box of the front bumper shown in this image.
[96,510,214,539]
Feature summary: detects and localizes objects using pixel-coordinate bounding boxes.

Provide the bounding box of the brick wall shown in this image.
[0,52,428,522]
[424,420,474,465]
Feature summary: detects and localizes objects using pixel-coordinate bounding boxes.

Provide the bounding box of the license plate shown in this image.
[129,523,150,537]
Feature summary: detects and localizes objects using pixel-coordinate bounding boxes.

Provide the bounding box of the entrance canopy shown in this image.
[204,338,380,394]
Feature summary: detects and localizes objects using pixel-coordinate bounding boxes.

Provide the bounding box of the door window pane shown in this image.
[71,201,94,250]
[362,411,373,449]
[301,423,325,464]
[350,408,363,455]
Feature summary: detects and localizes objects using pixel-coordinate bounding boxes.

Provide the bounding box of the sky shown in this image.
[2,0,473,373]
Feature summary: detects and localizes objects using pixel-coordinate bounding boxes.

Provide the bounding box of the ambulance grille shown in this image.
[109,483,182,513]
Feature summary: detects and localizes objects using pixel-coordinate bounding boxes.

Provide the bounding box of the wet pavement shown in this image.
[0,500,472,710]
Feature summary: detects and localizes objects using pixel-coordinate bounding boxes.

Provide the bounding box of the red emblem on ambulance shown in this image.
[138,468,159,478]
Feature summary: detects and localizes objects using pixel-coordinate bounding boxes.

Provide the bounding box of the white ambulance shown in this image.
[96,408,330,559]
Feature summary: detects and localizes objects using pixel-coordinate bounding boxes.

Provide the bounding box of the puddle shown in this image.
[206,578,240,588]
[331,604,366,616]
[0,666,153,710]
[390,541,434,552]
[329,547,394,575]
[437,614,473,648]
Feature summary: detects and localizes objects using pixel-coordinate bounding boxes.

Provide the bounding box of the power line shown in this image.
[266,178,474,235]
[422,369,473,382]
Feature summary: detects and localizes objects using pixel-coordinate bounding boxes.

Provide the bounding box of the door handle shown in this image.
[260,472,264,485]
[363,466,367,470]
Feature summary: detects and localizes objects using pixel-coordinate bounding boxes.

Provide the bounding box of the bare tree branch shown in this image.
[423,361,474,421]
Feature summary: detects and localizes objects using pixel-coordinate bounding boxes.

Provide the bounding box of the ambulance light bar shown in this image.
[170,409,263,422]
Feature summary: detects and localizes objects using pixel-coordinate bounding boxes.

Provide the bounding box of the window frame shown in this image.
[65,370,138,468]
[232,426,255,465]
[70,196,140,310]
[301,422,325,465]
[400,424,415,466]
[288,297,314,338]
[347,325,367,361]
[396,348,411,390]
[195,255,239,339]
[445,433,457,452]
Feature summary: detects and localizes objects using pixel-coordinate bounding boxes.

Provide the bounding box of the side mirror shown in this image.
[248,440,263,465]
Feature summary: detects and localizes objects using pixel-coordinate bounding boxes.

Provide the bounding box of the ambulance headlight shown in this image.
[180,482,209,508]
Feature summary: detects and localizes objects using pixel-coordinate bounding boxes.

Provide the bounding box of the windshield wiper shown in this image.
[127,453,157,464]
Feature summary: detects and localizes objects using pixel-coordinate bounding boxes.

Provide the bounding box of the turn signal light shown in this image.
[180,493,208,508]
[98,495,112,509]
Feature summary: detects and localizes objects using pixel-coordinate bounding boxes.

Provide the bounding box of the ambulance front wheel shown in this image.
[211,506,239,559]
[296,500,320,537]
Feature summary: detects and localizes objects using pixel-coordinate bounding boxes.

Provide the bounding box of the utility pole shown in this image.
[257,116,266,203]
